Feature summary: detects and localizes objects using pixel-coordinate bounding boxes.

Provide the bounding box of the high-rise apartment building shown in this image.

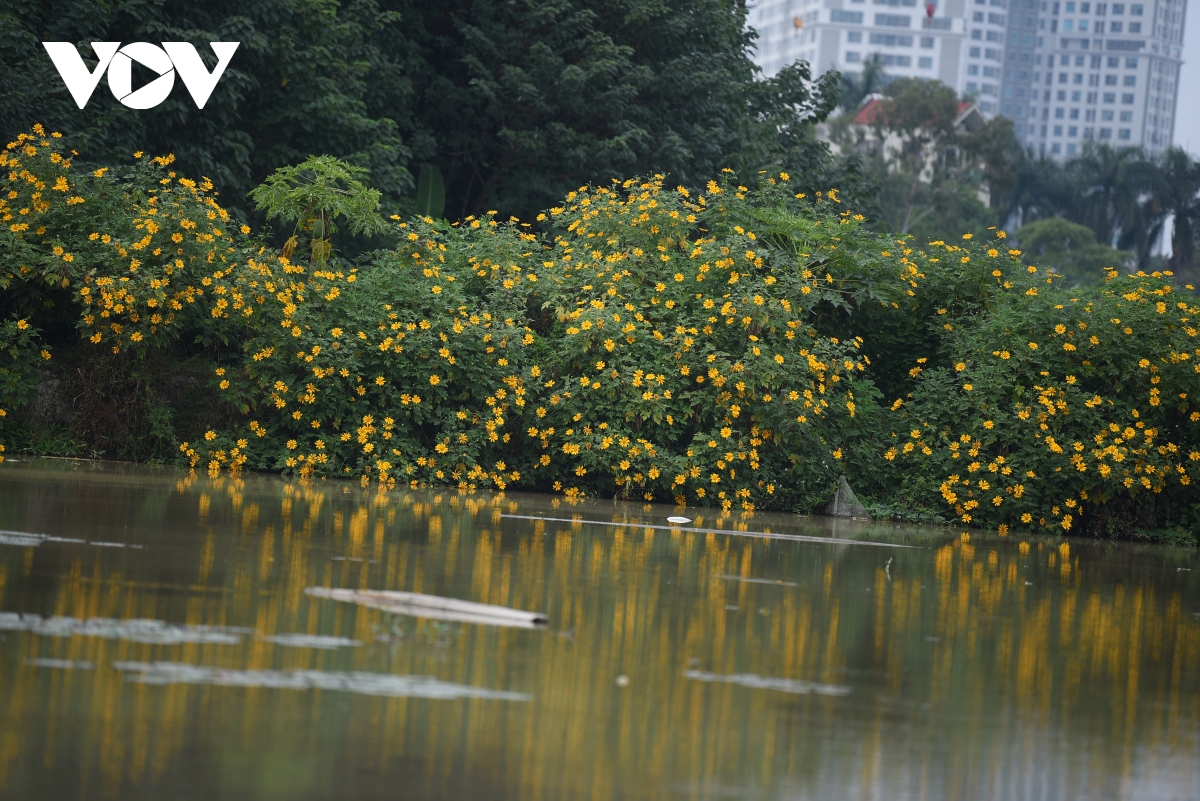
[748,0,1187,157]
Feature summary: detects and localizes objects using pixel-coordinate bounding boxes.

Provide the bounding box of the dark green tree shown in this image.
[1147,147,1200,286]
[385,0,842,220]
[0,0,416,219]
[838,54,885,112]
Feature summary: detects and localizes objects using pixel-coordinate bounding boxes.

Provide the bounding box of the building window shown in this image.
[1099,127,1113,138]
[920,36,935,48]
[1118,128,1131,139]
[876,13,912,26]
[1119,110,1133,121]
[1107,57,1119,67]
[1123,75,1136,86]
[919,57,933,68]
[1121,93,1134,104]
[1054,125,1064,135]
[972,29,983,39]
[832,10,864,22]
[970,47,982,57]
[968,65,980,75]
[1126,58,1138,68]
[1101,109,1114,120]
[1068,125,1078,136]
[1070,108,1080,119]
[1128,22,1141,32]
[848,31,863,42]
[1052,143,1062,153]
[1071,91,1082,101]
[1067,143,1078,154]
[869,33,915,46]
[1130,3,1143,13]
[1105,74,1117,85]
[846,51,862,62]
[1056,108,1065,118]
[1103,92,1116,102]
[1110,21,1123,31]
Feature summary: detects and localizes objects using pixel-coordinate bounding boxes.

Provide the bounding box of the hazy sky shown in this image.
[1173,4,1200,156]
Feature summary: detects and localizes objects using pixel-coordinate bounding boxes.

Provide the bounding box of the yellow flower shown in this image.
[429,375,440,385]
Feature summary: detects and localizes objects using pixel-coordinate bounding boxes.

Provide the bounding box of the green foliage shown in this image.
[838,55,886,112]
[0,0,413,218]
[0,0,852,225]
[1015,218,1131,287]
[249,155,386,264]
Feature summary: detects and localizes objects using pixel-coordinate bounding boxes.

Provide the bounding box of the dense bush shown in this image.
[3,126,1198,537]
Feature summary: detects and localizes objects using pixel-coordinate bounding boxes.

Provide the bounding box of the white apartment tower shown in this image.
[748,0,1187,158]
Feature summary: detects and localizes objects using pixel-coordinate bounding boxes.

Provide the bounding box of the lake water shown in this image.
[0,459,1197,800]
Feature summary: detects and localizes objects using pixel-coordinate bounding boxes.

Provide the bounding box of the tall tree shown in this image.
[0,0,416,219]
[838,54,885,112]
[1147,147,1200,286]
[1067,143,1151,254]
[382,0,840,220]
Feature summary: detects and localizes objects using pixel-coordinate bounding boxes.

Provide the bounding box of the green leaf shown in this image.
[415,165,446,220]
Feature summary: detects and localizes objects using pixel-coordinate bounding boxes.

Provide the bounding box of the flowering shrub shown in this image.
[521,177,898,510]
[3,126,1198,536]
[875,237,1200,536]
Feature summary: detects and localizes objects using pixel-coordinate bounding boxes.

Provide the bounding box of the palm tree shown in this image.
[1147,147,1200,285]
[839,54,886,112]
[1068,143,1148,252]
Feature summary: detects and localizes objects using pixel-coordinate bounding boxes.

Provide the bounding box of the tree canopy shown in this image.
[0,0,851,223]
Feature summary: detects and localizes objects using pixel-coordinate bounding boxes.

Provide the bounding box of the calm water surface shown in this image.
[0,460,1197,800]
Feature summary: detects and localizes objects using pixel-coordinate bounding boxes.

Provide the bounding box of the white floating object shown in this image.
[0,613,248,644]
[305,587,548,628]
[683,670,851,697]
[113,662,532,701]
[257,634,361,649]
[666,516,692,524]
